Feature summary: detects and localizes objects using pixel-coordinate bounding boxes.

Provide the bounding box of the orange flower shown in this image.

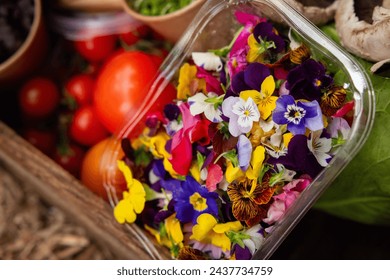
[227,177,275,224]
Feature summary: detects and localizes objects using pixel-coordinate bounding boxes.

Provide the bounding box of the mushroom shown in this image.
[335,0,390,62]
[284,0,339,25]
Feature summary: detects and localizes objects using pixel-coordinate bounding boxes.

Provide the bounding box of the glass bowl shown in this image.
[101,0,375,260]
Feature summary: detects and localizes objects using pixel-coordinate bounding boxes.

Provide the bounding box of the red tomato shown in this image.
[74,34,117,62]
[81,137,126,201]
[18,77,60,119]
[64,74,95,108]
[119,24,150,46]
[93,51,159,134]
[69,105,110,147]
[22,127,57,156]
[53,144,85,179]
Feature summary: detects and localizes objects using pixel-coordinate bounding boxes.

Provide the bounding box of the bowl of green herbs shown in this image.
[122,0,206,43]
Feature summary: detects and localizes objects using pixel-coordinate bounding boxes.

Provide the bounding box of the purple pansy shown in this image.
[267,134,323,178]
[272,95,323,135]
[231,62,271,94]
[171,176,219,224]
[286,58,333,101]
[233,245,252,260]
[253,21,286,53]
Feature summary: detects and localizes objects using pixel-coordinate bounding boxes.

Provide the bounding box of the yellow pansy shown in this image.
[246,145,266,180]
[165,213,184,245]
[114,160,146,224]
[225,161,245,183]
[240,75,277,120]
[246,34,266,63]
[140,131,170,159]
[145,214,183,257]
[190,213,243,252]
[177,63,206,100]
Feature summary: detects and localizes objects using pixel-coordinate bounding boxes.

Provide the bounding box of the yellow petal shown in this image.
[189,162,201,182]
[163,157,180,178]
[260,75,275,98]
[283,132,293,147]
[117,160,133,187]
[166,214,184,245]
[240,90,261,104]
[128,180,146,214]
[226,161,245,183]
[258,96,277,120]
[113,196,136,224]
[177,63,197,100]
[149,132,170,159]
[211,233,231,252]
[213,221,243,233]
[246,145,265,180]
[190,213,218,241]
[246,34,264,63]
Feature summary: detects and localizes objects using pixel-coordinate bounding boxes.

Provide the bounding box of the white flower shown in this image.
[264,125,288,158]
[242,225,264,255]
[188,92,223,123]
[232,97,260,128]
[308,130,332,167]
[192,52,223,72]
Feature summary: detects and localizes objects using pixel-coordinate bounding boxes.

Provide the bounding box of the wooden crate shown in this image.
[0,121,171,260]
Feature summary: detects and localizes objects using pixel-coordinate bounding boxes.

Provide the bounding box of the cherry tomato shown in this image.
[119,24,150,46]
[74,34,117,62]
[81,137,126,201]
[69,105,110,147]
[53,143,85,179]
[18,77,60,119]
[64,74,95,108]
[93,51,159,134]
[22,127,57,156]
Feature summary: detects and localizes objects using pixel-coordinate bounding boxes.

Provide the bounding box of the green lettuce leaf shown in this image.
[314,26,390,225]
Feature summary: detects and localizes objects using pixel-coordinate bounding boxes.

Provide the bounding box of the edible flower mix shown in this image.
[112,11,355,260]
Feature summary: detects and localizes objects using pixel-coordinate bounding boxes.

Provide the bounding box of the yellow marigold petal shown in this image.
[190,213,218,241]
[114,195,136,224]
[166,214,184,245]
[117,160,133,187]
[226,161,245,183]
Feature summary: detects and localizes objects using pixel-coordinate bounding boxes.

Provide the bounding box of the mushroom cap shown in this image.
[335,0,390,62]
[284,0,339,26]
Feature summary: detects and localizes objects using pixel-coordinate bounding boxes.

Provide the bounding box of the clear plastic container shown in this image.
[102,0,375,260]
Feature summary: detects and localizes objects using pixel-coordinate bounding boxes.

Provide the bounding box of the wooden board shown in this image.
[0,121,171,260]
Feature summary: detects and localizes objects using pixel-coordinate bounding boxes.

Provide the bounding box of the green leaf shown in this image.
[314,26,390,225]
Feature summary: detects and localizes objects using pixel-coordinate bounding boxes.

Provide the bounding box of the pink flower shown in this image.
[169,103,211,176]
[196,66,223,95]
[227,12,266,77]
[263,178,311,225]
[206,163,223,192]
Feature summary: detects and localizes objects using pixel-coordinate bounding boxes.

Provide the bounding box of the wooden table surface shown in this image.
[0,121,171,260]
